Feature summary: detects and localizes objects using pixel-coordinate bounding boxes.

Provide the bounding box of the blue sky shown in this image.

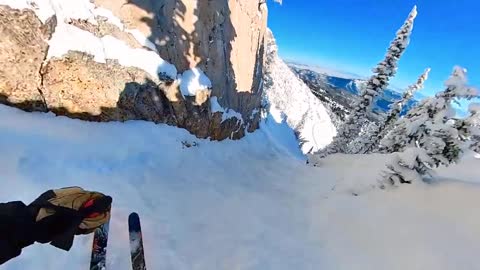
[268,0,479,98]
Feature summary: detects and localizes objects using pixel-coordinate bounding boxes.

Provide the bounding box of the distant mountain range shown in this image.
[287,62,418,122]
[285,61,364,80]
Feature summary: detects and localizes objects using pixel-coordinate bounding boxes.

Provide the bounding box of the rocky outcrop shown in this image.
[0,7,51,111]
[93,0,267,117]
[41,52,244,140]
[41,52,154,120]
[0,1,266,140]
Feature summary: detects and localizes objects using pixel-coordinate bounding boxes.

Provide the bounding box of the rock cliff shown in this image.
[0,0,267,140]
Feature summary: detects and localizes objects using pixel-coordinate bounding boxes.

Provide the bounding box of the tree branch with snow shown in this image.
[310,6,418,162]
[381,67,479,186]
[357,68,430,154]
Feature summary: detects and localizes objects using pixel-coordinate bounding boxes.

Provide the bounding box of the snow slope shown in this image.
[1,104,480,270]
[263,30,336,154]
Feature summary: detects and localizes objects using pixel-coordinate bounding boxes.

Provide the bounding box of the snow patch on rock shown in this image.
[180,68,212,96]
[47,24,105,62]
[92,7,123,28]
[210,97,224,113]
[0,0,49,22]
[2,0,177,79]
[47,25,177,79]
[0,0,95,23]
[125,29,158,52]
[102,36,177,79]
[210,97,244,123]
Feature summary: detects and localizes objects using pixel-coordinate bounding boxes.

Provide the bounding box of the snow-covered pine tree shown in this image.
[383,147,435,186]
[380,66,477,154]
[384,112,474,185]
[348,120,380,154]
[311,6,418,160]
[472,136,480,153]
[356,68,430,154]
[455,102,480,151]
[382,67,478,185]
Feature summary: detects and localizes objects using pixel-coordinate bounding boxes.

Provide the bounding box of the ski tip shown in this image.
[128,212,141,231]
[129,212,139,219]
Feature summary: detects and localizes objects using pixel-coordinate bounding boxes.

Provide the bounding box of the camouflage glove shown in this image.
[28,187,112,251]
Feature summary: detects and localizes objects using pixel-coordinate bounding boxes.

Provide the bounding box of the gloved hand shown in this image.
[28,187,112,251]
[0,187,112,265]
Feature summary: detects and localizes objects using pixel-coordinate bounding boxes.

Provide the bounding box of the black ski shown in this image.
[128,212,147,270]
[90,221,110,270]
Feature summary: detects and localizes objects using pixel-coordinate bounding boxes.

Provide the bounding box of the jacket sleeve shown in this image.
[0,201,36,265]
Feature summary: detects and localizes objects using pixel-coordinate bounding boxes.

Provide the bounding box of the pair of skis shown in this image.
[89,212,146,270]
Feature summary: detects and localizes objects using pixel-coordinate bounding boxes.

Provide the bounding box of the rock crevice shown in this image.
[36,15,58,112]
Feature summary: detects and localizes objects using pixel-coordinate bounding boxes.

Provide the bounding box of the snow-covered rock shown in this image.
[179,68,212,97]
[210,97,243,124]
[92,0,268,119]
[0,0,270,141]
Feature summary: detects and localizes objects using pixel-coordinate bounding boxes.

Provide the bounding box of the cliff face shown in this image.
[0,0,267,139]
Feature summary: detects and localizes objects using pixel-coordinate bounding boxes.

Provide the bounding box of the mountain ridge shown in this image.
[288,63,419,123]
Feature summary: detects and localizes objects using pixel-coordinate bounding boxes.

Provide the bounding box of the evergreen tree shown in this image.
[384,113,474,185]
[383,147,435,186]
[311,6,418,161]
[382,68,478,185]
[455,103,480,151]
[380,66,477,153]
[348,120,380,154]
[472,136,480,153]
[357,68,430,154]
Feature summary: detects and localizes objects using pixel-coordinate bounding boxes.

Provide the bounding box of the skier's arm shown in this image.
[0,187,112,265]
[0,201,36,265]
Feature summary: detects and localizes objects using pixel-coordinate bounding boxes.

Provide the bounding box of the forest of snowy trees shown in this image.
[308,6,480,186]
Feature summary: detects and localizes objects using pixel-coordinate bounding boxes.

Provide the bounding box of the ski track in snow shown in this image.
[1,105,480,270]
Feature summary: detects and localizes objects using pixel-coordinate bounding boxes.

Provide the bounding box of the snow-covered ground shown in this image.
[1,104,480,270]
